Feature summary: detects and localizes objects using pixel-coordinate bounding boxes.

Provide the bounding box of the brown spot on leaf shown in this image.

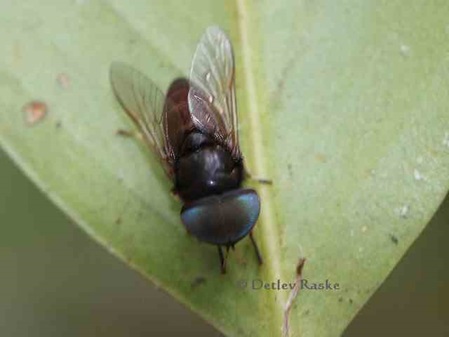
[56,73,71,89]
[191,276,206,289]
[389,234,399,245]
[23,100,47,125]
[315,153,327,163]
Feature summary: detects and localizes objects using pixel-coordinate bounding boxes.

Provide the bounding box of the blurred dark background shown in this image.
[0,147,448,337]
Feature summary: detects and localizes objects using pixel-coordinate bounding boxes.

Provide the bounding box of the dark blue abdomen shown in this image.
[181,189,260,246]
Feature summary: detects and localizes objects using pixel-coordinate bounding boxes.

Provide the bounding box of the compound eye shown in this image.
[180,189,260,246]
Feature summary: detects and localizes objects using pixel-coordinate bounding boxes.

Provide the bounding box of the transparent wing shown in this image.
[188,26,241,158]
[109,62,175,177]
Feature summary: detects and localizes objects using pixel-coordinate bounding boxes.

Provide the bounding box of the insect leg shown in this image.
[249,232,263,265]
[116,129,145,142]
[244,169,273,185]
[217,245,227,274]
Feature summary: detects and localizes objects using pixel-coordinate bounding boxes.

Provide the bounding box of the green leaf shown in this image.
[1,1,449,336]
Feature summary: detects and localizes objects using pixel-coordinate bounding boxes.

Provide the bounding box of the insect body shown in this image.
[110,26,262,273]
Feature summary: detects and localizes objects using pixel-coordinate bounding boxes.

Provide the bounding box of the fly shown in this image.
[110,26,264,273]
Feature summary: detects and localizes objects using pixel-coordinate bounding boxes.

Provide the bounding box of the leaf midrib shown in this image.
[234,1,286,336]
